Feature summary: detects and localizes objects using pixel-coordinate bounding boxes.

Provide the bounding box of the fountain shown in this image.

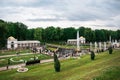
[17,66,28,72]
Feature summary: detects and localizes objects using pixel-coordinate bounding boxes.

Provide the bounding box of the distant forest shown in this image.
[0,19,120,49]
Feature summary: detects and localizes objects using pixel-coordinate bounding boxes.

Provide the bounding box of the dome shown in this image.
[80,36,84,39]
[8,36,16,40]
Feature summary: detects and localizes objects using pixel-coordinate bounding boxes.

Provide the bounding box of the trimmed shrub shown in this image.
[101,49,104,52]
[91,51,95,60]
[108,46,113,54]
[26,59,40,65]
[8,58,10,65]
[6,58,10,69]
[54,53,60,72]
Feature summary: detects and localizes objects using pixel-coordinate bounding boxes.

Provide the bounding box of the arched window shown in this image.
[11,42,14,49]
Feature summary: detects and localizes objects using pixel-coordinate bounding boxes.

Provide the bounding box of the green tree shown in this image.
[117,30,120,41]
[101,29,109,41]
[91,51,95,60]
[44,26,56,41]
[54,53,60,72]
[55,27,63,41]
[27,29,35,40]
[108,46,113,54]
[15,22,28,40]
[84,28,94,42]
[0,21,7,48]
[0,19,119,49]
[95,30,105,42]
[34,27,43,41]
[7,22,28,40]
[78,27,85,36]
[6,22,16,37]
[62,27,76,41]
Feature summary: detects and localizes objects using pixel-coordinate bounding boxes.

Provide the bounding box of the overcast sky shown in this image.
[0,0,120,30]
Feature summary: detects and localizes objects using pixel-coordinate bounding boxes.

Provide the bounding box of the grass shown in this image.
[0,49,120,80]
[0,54,52,67]
[93,66,120,80]
[47,47,57,51]
[47,43,90,50]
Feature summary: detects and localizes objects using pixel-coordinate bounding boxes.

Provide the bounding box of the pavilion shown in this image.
[7,36,40,49]
[67,36,86,45]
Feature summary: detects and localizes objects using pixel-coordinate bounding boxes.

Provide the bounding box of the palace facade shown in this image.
[67,36,86,45]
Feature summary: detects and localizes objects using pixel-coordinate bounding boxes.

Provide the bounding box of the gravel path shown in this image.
[0,53,33,58]
[0,59,54,71]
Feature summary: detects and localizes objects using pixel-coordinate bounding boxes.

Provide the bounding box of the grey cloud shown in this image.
[0,0,66,8]
[0,0,120,29]
[27,18,65,22]
[105,22,120,28]
[0,7,22,18]
[27,0,120,22]
[65,0,120,21]
[30,0,120,29]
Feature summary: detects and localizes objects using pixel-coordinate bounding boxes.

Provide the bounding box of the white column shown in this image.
[94,42,97,52]
[90,42,92,51]
[99,42,101,51]
[104,42,106,51]
[109,36,111,43]
[77,31,80,51]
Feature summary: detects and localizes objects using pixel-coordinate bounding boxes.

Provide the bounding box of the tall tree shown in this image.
[34,27,43,41]
[0,22,7,48]
[54,53,60,72]
[95,30,105,42]
[62,27,76,41]
[78,27,85,37]
[117,30,120,41]
[55,27,63,41]
[7,22,16,38]
[0,19,120,49]
[111,31,117,41]
[15,22,28,40]
[84,28,94,42]
[44,26,56,41]
[27,28,35,40]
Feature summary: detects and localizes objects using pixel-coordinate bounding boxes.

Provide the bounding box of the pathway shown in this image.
[0,53,34,58]
[0,57,69,71]
[0,59,54,71]
[0,52,55,71]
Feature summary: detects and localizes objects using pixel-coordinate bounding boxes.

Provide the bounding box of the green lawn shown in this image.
[0,49,120,80]
[47,43,90,51]
[0,54,52,67]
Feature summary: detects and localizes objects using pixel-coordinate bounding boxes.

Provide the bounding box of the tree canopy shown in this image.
[0,19,120,49]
